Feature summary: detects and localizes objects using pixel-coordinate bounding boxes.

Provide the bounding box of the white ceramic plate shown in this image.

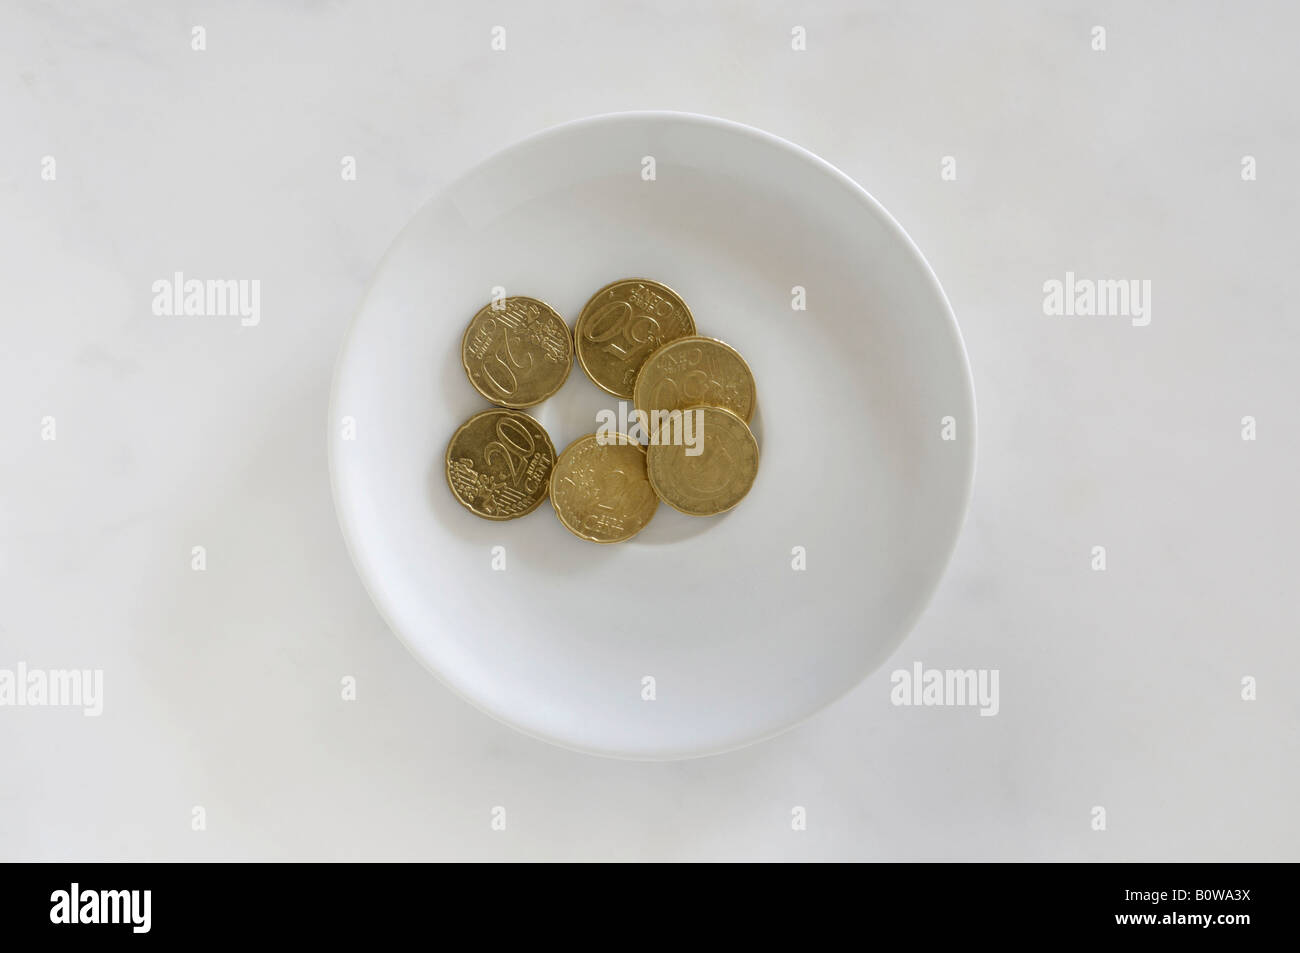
[329,112,976,759]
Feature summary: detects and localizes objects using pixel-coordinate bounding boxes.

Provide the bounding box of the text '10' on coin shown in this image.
[575,278,696,399]
[550,434,659,543]
[633,335,757,424]
[645,405,759,517]
[461,296,573,408]
[446,408,556,520]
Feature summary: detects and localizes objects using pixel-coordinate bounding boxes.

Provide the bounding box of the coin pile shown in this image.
[446,279,760,542]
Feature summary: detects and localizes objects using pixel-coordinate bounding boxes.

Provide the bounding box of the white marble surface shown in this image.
[2,1,1296,860]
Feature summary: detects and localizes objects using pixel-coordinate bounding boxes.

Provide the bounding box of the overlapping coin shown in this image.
[446,278,761,537]
[549,434,659,542]
[461,296,573,408]
[575,278,696,398]
[633,335,756,424]
[445,408,556,520]
[645,405,759,517]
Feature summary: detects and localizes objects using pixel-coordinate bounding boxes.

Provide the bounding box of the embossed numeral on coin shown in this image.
[481,324,535,398]
[483,417,536,485]
[583,299,661,365]
[594,467,655,515]
[595,468,628,510]
[649,366,712,409]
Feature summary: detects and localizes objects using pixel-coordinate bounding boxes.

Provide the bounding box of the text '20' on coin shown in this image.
[550,434,659,543]
[446,408,556,520]
[633,335,756,424]
[575,279,696,399]
[461,296,573,408]
[646,405,759,517]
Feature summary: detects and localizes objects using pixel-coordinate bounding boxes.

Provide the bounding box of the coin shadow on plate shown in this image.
[628,501,724,545]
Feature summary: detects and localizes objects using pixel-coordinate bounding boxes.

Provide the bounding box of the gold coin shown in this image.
[645,405,758,516]
[575,278,696,398]
[461,296,573,408]
[445,408,556,520]
[549,434,659,543]
[633,335,756,424]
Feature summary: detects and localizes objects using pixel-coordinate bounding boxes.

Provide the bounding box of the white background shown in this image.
[2,0,1297,860]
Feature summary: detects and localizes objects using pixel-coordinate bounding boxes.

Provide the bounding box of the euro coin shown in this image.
[575,278,695,398]
[446,408,556,520]
[550,434,659,542]
[645,405,758,516]
[461,296,573,408]
[633,335,756,424]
